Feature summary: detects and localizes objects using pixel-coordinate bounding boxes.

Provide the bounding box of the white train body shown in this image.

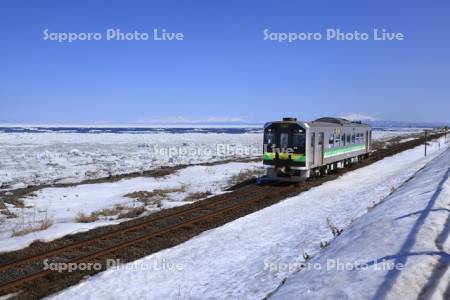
[263,117,372,181]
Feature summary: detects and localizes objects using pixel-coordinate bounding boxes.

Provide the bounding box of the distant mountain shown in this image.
[339,113,380,122]
[366,120,449,129]
[339,113,448,128]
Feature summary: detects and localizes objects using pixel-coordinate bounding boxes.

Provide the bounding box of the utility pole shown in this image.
[424,130,428,157]
[445,126,448,144]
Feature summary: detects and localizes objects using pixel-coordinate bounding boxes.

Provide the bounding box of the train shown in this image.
[263,117,372,181]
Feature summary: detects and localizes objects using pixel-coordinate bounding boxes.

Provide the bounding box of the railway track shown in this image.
[0,132,446,298]
[0,185,262,273]
[0,184,294,297]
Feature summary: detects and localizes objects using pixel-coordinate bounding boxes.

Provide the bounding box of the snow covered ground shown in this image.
[50,138,448,299]
[272,147,450,299]
[370,127,426,141]
[0,132,261,191]
[0,162,262,253]
[0,127,424,191]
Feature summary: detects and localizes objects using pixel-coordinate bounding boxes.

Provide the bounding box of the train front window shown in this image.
[280,133,289,149]
[293,133,305,151]
[264,132,275,145]
[292,133,306,153]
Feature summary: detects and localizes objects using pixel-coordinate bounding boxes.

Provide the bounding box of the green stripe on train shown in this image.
[292,154,306,162]
[324,144,366,158]
[263,152,306,162]
[263,153,275,160]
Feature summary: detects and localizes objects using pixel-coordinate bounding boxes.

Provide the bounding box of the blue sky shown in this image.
[1,0,449,124]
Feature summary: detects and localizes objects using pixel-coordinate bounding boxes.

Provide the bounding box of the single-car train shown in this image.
[263,117,372,181]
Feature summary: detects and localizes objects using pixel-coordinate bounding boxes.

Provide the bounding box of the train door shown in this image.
[318,132,324,165]
[365,131,369,151]
[310,133,315,166]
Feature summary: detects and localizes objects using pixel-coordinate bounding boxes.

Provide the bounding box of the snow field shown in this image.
[272,147,450,299]
[50,139,448,299]
[0,132,261,191]
[0,162,262,253]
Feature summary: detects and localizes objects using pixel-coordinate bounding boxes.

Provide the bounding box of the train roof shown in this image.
[264,117,371,129]
[307,117,370,128]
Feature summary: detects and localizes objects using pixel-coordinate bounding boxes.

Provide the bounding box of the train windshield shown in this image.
[264,124,306,154]
[279,133,289,148]
[264,132,275,145]
[293,133,305,147]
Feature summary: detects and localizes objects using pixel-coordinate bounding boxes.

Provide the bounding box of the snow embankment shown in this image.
[271,147,450,300]
[50,139,448,299]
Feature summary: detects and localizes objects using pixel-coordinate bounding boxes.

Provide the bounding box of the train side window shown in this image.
[352,133,356,144]
[329,134,335,148]
[347,134,351,144]
[342,134,346,146]
[335,134,341,147]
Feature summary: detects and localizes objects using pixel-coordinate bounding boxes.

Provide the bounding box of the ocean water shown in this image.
[0,126,262,134]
